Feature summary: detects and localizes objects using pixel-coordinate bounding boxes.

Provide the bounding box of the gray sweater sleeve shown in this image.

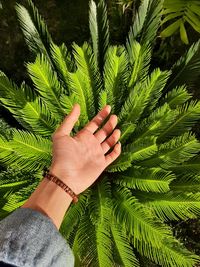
[0,208,74,267]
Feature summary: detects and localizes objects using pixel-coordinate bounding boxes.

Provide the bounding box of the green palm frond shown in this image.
[140,132,200,168]
[72,42,101,116]
[107,137,158,173]
[165,40,200,90]
[170,175,200,193]
[141,70,171,117]
[127,0,150,41]
[0,73,58,136]
[132,103,173,141]
[0,118,13,141]
[72,209,97,266]
[118,69,170,125]
[60,190,90,239]
[119,122,136,144]
[106,152,133,172]
[89,0,110,73]
[93,180,113,267]
[159,132,200,166]
[169,155,200,176]
[50,43,71,93]
[111,222,139,267]
[161,0,200,44]
[2,180,39,213]
[0,168,37,210]
[143,192,200,221]
[0,135,15,166]
[27,54,69,119]
[16,0,78,96]
[67,70,90,127]
[127,0,164,46]
[104,45,129,113]
[137,237,199,267]
[15,0,52,56]
[0,130,51,171]
[161,85,192,109]
[113,186,172,248]
[126,41,151,88]
[115,167,175,193]
[0,0,200,266]
[0,169,42,215]
[76,178,114,266]
[157,100,200,143]
[124,136,158,163]
[139,0,164,45]
[98,90,107,110]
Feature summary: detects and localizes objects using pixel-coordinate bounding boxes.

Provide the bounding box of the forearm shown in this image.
[0,208,74,267]
[0,170,75,266]
[21,176,73,229]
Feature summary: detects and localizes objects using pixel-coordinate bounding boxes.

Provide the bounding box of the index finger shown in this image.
[84,105,111,134]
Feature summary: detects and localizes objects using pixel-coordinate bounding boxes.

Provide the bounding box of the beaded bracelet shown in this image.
[42,167,78,203]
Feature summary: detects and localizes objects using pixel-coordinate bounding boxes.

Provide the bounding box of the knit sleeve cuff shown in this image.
[0,208,74,267]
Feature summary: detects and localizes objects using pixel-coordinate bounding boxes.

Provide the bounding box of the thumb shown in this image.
[54,103,80,137]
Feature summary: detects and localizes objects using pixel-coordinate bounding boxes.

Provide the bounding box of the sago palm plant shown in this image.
[0,0,200,266]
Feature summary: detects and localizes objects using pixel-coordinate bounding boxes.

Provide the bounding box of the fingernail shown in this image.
[107,105,111,112]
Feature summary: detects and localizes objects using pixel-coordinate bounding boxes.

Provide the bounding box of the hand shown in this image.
[49,103,121,195]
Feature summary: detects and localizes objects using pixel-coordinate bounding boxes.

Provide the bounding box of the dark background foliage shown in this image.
[0,0,200,265]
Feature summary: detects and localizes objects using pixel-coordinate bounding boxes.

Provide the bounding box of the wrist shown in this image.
[49,165,79,194]
[22,178,72,229]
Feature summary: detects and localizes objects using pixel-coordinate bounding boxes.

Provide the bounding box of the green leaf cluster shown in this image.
[116,0,200,44]
[0,0,200,266]
[161,0,200,44]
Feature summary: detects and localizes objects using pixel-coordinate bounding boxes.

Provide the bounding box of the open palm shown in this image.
[50,104,121,194]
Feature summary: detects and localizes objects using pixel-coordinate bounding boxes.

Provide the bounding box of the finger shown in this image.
[101,129,121,154]
[105,142,121,166]
[53,103,80,137]
[84,105,111,134]
[94,114,117,143]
